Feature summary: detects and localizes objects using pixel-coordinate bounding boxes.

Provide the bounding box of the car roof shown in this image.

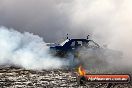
[69,39,89,41]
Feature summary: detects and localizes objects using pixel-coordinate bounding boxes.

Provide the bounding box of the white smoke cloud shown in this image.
[0,27,69,70]
[66,0,132,70]
[0,0,132,71]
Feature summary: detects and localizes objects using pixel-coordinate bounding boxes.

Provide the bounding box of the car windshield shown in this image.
[60,39,69,46]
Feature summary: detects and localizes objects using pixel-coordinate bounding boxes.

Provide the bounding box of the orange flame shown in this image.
[78,65,86,76]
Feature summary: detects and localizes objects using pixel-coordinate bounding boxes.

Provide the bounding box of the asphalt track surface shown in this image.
[0,66,131,88]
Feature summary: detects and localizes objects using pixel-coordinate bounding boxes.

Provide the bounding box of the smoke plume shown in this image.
[0,27,69,70]
[0,0,132,71]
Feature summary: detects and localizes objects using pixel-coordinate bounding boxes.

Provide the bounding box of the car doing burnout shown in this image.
[49,38,100,57]
[47,36,122,68]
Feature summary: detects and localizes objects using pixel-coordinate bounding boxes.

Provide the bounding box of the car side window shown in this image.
[77,41,82,46]
[71,41,75,47]
[87,41,98,48]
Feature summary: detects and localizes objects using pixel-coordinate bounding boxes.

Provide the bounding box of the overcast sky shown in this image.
[0,0,119,42]
[0,0,132,50]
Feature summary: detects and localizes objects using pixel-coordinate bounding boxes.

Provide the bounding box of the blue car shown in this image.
[48,37,122,68]
[49,38,100,57]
